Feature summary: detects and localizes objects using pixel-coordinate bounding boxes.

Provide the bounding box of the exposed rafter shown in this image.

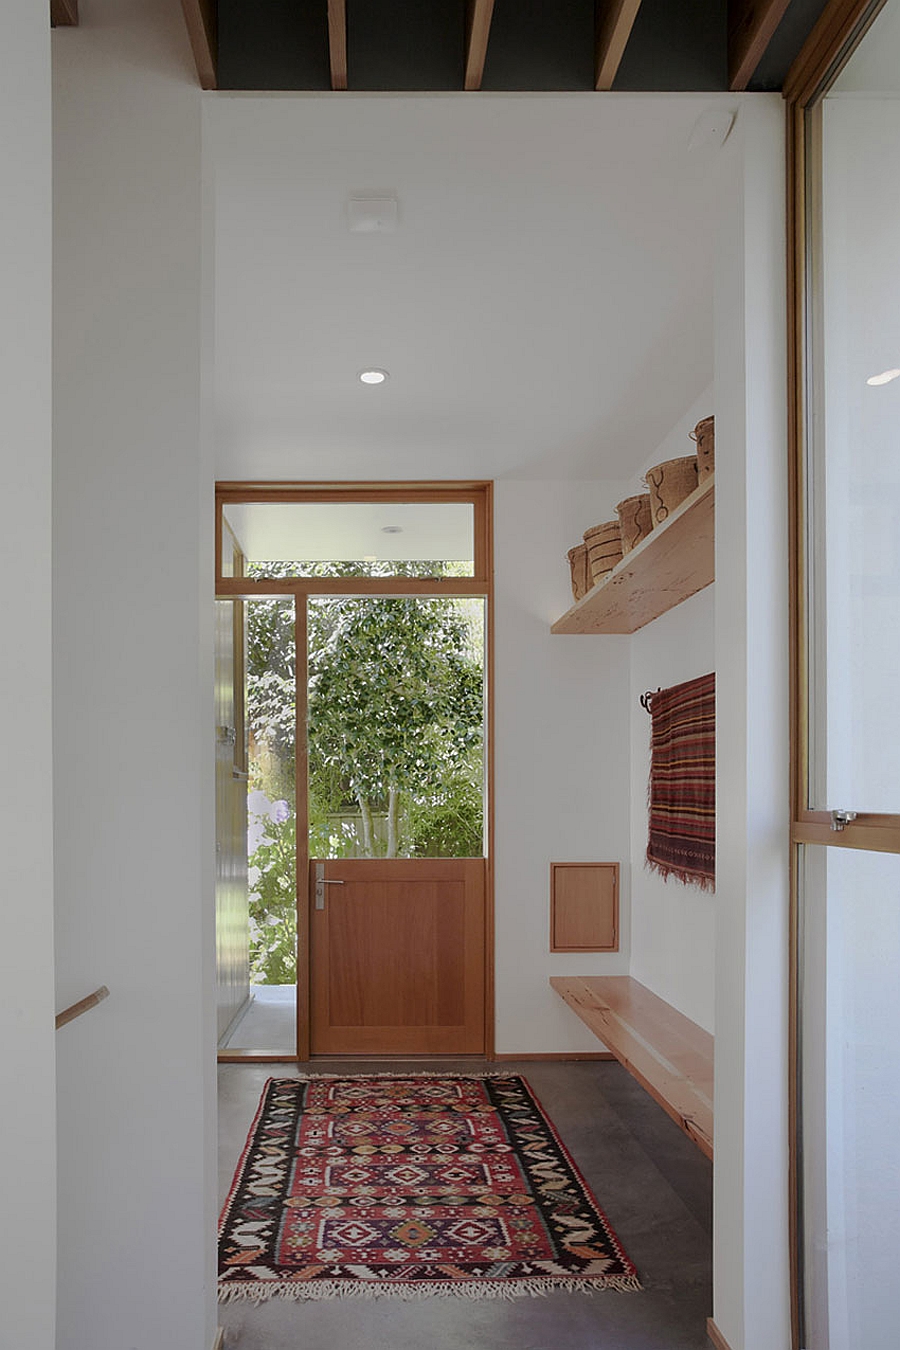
[465,0,496,91]
[180,0,217,90]
[328,0,348,91]
[783,0,882,105]
[50,0,78,27]
[728,0,793,90]
[595,0,643,91]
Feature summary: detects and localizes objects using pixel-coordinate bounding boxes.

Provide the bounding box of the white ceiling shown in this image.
[208,93,729,482]
[224,500,473,563]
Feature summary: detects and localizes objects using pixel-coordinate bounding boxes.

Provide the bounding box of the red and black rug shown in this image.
[218,1072,641,1301]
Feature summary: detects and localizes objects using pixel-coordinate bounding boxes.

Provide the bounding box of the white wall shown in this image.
[494,480,631,1053]
[712,97,791,1350]
[52,3,217,1348]
[628,391,716,1032]
[0,5,56,1350]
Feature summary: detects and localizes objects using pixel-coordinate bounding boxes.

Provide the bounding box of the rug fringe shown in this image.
[645,853,715,893]
[219,1274,643,1304]
[274,1070,525,1082]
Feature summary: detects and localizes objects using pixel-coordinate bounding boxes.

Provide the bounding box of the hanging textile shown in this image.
[646,672,715,891]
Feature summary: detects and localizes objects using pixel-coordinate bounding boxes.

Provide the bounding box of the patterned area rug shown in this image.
[219,1073,641,1301]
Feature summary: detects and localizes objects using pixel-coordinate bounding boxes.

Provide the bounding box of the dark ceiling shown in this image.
[213,0,830,94]
[51,0,834,96]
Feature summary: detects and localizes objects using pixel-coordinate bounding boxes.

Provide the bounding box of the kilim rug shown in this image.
[646,671,715,890]
[218,1073,641,1301]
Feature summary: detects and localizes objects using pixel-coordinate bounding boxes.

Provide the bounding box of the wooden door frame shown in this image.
[784,5,894,1344]
[215,481,495,1063]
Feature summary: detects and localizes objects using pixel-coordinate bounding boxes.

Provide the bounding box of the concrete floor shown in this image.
[220,984,296,1052]
[218,1058,712,1350]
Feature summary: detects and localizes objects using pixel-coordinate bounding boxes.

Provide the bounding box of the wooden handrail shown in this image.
[55,985,110,1030]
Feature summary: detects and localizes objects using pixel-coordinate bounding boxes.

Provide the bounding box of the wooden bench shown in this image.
[550,975,714,1159]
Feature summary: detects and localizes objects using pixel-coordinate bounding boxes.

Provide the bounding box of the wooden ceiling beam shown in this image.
[328,0,348,90]
[50,0,78,26]
[783,0,883,105]
[180,0,217,90]
[728,0,793,90]
[465,0,496,91]
[595,0,643,91]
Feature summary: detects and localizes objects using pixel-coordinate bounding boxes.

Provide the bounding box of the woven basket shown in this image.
[643,455,699,526]
[691,415,715,482]
[583,520,623,583]
[616,493,653,553]
[567,543,591,601]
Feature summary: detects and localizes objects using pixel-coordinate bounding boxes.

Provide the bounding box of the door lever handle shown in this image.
[314,863,345,910]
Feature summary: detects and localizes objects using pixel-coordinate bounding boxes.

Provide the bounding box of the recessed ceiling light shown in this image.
[866,368,900,386]
[359,369,388,385]
[381,525,403,534]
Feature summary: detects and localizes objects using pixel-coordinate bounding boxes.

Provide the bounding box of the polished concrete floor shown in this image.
[217,1058,712,1350]
[220,984,296,1052]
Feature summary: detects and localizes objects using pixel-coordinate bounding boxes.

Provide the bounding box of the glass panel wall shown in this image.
[805,0,900,813]
[798,7,900,1347]
[307,596,485,860]
[222,500,475,579]
[219,597,297,1054]
[801,845,900,1350]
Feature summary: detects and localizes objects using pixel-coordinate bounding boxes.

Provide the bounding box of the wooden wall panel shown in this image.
[550,862,619,951]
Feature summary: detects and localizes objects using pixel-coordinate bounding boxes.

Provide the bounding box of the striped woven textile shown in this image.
[646,672,715,891]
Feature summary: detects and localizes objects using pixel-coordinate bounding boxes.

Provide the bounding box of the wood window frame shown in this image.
[215,480,491,595]
[215,481,495,1064]
[784,5,898,1344]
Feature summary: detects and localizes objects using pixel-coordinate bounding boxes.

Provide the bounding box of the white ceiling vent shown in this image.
[347,195,398,233]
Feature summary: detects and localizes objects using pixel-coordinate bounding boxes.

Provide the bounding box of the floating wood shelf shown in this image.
[551,975,714,1158]
[552,476,714,635]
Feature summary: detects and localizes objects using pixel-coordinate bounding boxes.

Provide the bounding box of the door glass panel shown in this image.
[805,1,900,812]
[219,596,296,1054]
[800,845,900,1350]
[222,500,475,579]
[215,600,249,1047]
[307,596,485,859]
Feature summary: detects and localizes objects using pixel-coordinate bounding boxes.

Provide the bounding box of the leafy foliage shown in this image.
[307,597,483,809]
[246,792,296,984]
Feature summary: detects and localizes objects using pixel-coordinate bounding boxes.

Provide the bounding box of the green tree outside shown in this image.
[244,565,484,983]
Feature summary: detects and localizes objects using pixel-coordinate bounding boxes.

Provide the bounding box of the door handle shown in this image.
[314,862,345,910]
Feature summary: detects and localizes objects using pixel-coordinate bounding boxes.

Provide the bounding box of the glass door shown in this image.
[306,595,488,1055]
[792,4,900,1343]
[218,596,298,1055]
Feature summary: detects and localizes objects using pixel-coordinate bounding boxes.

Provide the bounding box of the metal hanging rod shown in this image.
[640,688,660,713]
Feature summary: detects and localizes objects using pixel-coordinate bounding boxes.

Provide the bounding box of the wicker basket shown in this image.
[643,455,699,526]
[616,493,653,553]
[567,543,591,601]
[691,415,715,482]
[583,520,623,583]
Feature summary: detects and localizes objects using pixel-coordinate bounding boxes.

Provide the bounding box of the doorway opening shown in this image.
[215,483,494,1061]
